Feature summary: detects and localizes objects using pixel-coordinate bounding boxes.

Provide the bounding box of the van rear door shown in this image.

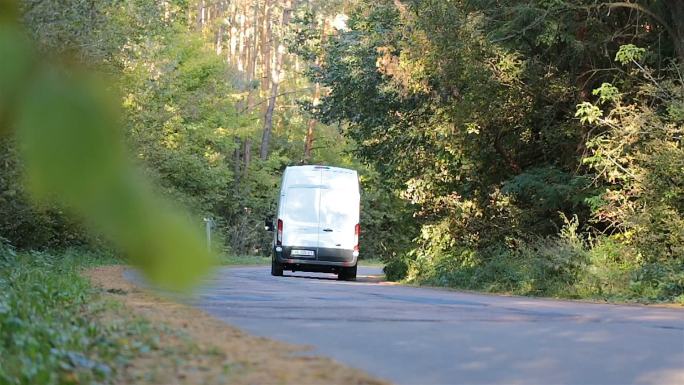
[281,168,321,250]
[318,169,359,251]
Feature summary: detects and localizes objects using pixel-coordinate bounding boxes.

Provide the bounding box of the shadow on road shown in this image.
[281,273,386,284]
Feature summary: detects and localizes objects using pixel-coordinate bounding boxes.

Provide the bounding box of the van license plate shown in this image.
[291,250,315,257]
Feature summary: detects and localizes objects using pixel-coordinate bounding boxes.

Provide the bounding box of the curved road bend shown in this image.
[127,266,684,385]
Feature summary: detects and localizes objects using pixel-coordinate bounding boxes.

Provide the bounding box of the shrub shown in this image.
[383,255,410,281]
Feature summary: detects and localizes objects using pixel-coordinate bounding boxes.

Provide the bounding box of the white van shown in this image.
[267,165,360,280]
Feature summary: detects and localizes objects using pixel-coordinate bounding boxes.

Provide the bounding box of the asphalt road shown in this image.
[130,266,684,385]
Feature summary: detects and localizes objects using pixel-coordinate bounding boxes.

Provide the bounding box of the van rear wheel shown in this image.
[271,260,283,276]
[338,265,357,281]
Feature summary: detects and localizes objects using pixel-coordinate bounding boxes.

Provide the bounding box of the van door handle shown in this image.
[323,228,333,232]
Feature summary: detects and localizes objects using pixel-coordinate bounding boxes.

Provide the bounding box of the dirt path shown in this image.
[85,266,388,385]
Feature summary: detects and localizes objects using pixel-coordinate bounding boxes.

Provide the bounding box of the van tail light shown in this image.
[354,223,360,252]
[277,219,283,246]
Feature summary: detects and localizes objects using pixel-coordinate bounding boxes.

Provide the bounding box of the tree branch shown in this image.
[493,130,522,174]
[604,2,677,46]
[239,87,314,114]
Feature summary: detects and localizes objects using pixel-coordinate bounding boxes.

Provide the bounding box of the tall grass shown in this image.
[395,220,684,304]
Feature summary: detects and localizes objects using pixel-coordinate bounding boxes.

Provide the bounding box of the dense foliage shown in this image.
[1,1,218,288]
[1,0,682,301]
[2,0,395,260]
[301,0,684,301]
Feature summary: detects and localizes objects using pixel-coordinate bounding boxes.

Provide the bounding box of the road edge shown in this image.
[84,265,391,385]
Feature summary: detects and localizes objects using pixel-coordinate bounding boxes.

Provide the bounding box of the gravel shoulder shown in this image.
[85,266,388,385]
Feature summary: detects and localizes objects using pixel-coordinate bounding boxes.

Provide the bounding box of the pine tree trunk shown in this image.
[303,19,326,161]
[260,0,272,98]
[197,0,206,30]
[228,1,238,65]
[303,81,320,161]
[246,1,260,110]
[238,6,246,72]
[243,1,260,174]
[215,0,225,55]
[234,137,242,181]
[260,0,296,160]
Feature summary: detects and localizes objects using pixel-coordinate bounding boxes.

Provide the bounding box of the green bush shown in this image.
[407,235,588,297]
[401,216,593,297]
[383,255,410,281]
[0,139,90,250]
[399,227,683,302]
[630,261,684,302]
[573,238,636,299]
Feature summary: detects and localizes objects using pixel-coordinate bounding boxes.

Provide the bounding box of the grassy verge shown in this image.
[359,258,384,267]
[0,242,386,385]
[0,247,235,385]
[0,247,145,384]
[219,254,271,266]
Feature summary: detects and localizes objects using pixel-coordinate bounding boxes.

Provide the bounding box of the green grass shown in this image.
[358,258,384,267]
[219,254,271,266]
[0,245,156,385]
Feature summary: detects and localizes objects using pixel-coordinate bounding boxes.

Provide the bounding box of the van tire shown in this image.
[271,260,283,276]
[338,265,357,281]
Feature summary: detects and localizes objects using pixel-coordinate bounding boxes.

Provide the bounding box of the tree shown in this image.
[305,0,683,299]
[260,0,298,160]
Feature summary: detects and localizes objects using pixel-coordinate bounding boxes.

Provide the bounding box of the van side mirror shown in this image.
[264,217,274,232]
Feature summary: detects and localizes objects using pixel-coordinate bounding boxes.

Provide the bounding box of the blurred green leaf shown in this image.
[14,65,215,290]
[0,24,33,135]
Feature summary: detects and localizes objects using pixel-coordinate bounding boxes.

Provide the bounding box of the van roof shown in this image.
[282,165,359,190]
[285,165,357,174]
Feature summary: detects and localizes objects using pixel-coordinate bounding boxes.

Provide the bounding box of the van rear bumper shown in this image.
[274,246,357,267]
